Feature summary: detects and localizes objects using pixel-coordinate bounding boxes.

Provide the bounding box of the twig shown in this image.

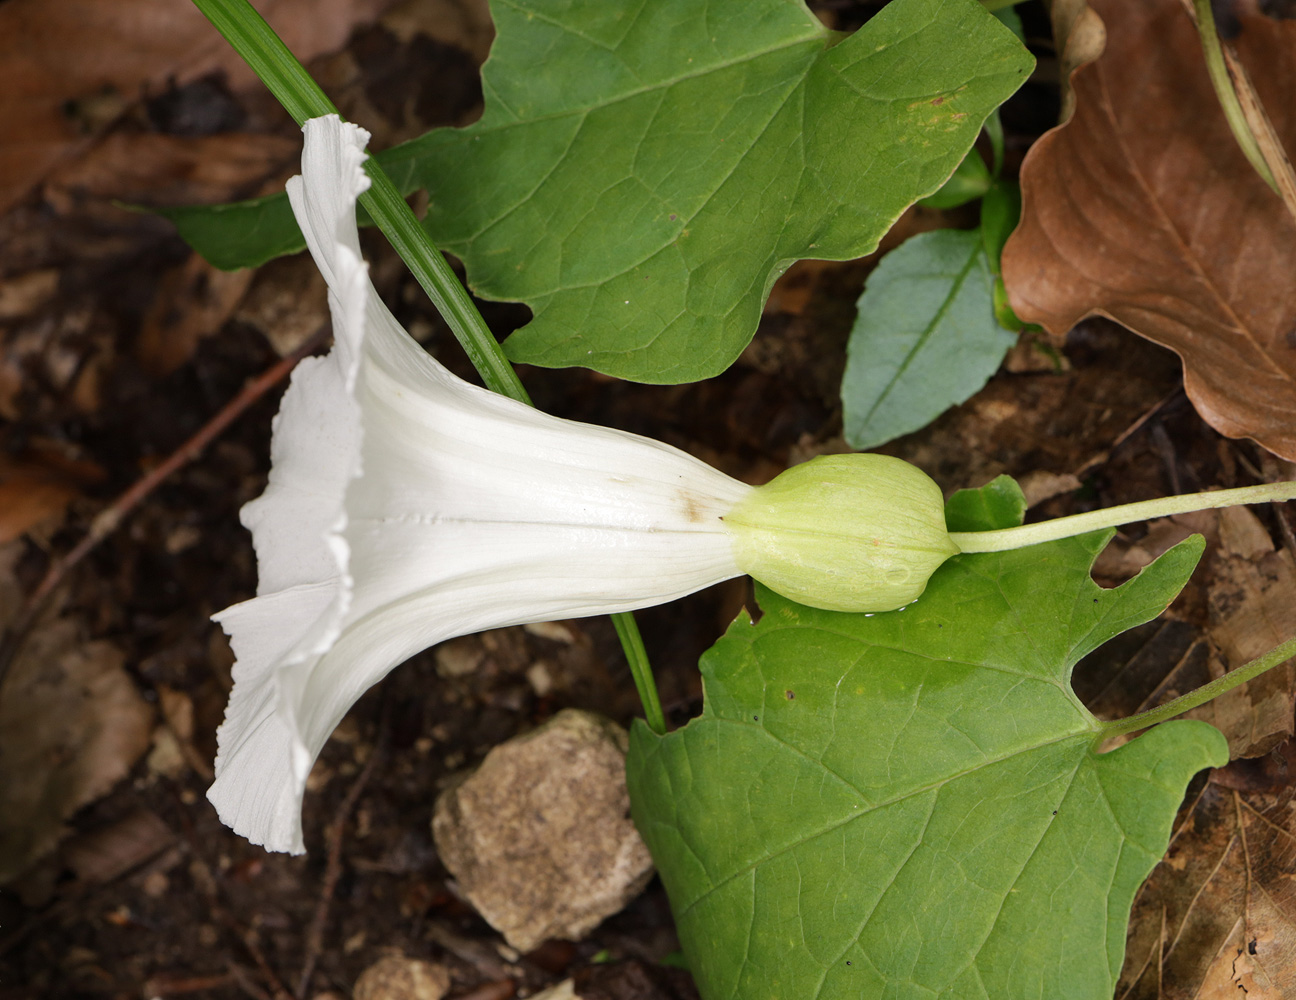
[142,972,237,996]
[1275,500,1296,560]
[228,962,276,1000]
[0,325,329,692]
[450,980,518,1000]
[425,924,512,982]
[167,765,295,1000]
[296,717,387,998]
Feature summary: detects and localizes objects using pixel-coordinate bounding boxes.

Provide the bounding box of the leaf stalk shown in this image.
[613,613,667,736]
[1099,635,1296,740]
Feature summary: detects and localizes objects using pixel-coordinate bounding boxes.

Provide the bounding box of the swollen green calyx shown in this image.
[725,454,1296,615]
[724,454,959,613]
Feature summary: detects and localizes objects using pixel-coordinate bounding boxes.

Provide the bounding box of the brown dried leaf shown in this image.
[42,131,299,210]
[1003,0,1296,459]
[60,809,175,887]
[0,269,60,320]
[0,0,396,213]
[136,252,254,376]
[0,621,154,882]
[1042,0,1107,120]
[234,252,330,357]
[0,446,104,543]
[1194,516,1296,757]
[1119,781,1296,999]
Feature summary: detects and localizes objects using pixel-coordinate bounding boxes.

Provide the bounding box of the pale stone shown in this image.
[432,709,654,951]
[352,955,450,1000]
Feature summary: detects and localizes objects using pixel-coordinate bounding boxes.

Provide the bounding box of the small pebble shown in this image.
[353,954,451,1000]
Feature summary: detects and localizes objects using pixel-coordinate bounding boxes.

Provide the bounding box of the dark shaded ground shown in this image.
[1,2,1294,999]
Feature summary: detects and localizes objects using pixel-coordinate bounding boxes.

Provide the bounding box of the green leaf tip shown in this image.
[840,229,1015,450]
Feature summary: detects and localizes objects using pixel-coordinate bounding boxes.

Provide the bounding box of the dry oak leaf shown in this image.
[1002,0,1296,459]
[0,621,154,882]
[1119,780,1296,1000]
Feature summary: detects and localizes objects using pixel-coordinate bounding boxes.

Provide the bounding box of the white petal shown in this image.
[208,115,752,854]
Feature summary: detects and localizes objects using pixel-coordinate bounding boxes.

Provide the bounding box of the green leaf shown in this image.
[626,491,1227,1000]
[992,275,1029,331]
[169,0,1033,383]
[944,473,1026,531]
[422,0,1031,383]
[840,229,1016,450]
[156,192,309,271]
[979,178,1021,274]
[917,149,992,210]
[977,179,1033,332]
[992,3,1026,41]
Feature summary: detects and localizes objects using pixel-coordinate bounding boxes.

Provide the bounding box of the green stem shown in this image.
[361,167,529,401]
[1100,636,1296,740]
[1190,0,1279,195]
[613,612,667,736]
[192,0,528,404]
[192,0,661,721]
[950,482,1296,553]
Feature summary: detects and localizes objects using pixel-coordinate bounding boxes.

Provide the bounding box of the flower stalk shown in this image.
[950,481,1296,553]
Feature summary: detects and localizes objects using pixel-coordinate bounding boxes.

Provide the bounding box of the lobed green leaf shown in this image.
[169,0,1032,382]
[627,485,1227,1000]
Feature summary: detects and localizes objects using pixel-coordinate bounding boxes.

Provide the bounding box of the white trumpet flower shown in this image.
[208,116,755,854]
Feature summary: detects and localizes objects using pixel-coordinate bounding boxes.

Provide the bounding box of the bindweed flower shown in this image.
[209,115,1296,854]
[207,116,754,853]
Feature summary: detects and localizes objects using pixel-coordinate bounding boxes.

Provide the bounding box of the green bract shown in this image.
[725,454,959,613]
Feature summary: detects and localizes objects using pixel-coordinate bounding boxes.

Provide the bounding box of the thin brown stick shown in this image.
[228,962,276,1000]
[450,980,518,1000]
[1218,37,1296,220]
[296,717,387,999]
[167,783,294,1000]
[0,326,328,691]
[142,972,237,996]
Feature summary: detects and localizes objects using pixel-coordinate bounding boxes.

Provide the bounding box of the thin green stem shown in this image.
[614,612,666,736]
[192,0,528,404]
[360,167,529,401]
[1190,0,1278,194]
[1100,636,1296,740]
[192,0,663,720]
[191,0,337,123]
[950,482,1296,553]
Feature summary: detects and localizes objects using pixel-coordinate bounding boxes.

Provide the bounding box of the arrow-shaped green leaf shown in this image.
[627,485,1226,999]
[168,0,1032,383]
